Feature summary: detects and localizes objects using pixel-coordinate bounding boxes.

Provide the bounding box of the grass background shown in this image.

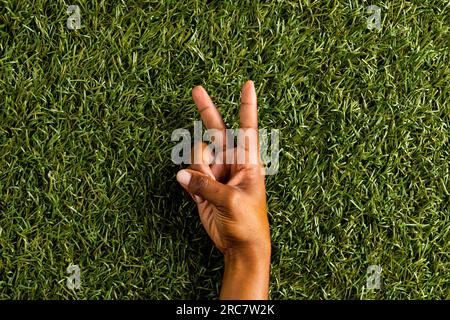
[0,0,449,299]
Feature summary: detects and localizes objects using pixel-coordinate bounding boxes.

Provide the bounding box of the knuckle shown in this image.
[224,190,240,208]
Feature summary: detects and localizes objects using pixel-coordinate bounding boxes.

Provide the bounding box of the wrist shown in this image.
[220,243,271,300]
[224,242,271,265]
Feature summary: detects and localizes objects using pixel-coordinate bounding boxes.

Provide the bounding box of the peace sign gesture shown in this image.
[176,80,270,300]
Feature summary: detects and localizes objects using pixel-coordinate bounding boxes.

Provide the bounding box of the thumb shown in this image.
[176,169,233,206]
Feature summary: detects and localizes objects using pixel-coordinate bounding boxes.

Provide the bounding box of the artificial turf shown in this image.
[0,0,449,299]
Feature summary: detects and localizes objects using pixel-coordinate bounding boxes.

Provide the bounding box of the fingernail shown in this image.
[177,170,191,186]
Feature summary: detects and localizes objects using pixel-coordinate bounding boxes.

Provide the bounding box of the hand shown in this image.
[176,80,271,299]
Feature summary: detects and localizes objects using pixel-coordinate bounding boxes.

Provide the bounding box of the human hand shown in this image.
[176,80,270,299]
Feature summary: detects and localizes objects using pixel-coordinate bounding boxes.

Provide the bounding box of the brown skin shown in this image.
[176,80,271,300]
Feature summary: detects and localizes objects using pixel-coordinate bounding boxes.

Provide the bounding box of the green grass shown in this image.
[0,0,449,299]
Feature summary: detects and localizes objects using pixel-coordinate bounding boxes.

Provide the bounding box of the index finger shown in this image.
[192,85,226,131]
